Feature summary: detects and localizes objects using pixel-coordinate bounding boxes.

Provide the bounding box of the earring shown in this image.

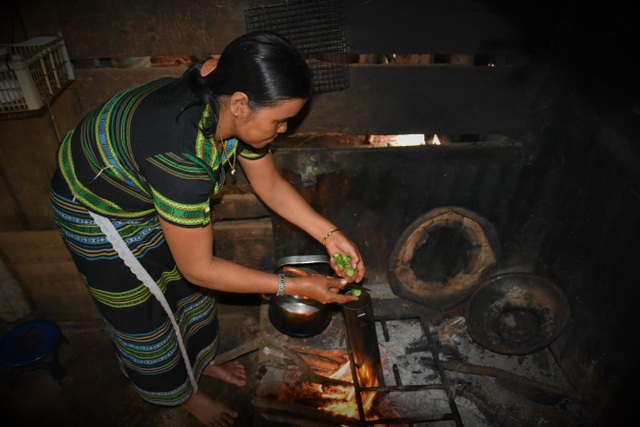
[234,112,238,118]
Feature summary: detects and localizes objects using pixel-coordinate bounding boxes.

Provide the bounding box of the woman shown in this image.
[50,30,364,426]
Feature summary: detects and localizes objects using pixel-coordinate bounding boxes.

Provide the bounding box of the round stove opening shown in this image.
[409,226,473,283]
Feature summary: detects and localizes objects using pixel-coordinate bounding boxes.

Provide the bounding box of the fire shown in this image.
[314,360,379,421]
[430,134,442,145]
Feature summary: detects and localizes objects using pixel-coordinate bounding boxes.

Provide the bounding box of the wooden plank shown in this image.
[11,262,99,321]
[213,218,274,272]
[0,171,25,231]
[0,0,60,43]
[211,194,270,221]
[52,0,269,58]
[32,294,101,321]
[73,67,187,117]
[12,262,86,296]
[0,87,80,233]
[0,99,64,230]
[0,231,72,264]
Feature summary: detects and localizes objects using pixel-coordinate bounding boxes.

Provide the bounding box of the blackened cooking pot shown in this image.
[465,272,570,355]
[268,255,334,338]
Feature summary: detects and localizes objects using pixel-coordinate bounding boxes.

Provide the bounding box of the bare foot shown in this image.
[203,360,247,387]
[182,391,238,427]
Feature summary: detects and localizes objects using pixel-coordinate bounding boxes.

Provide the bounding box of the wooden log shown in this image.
[298,353,342,371]
[289,347,349,365]
[265,344,353,388]
[441,360,590,403]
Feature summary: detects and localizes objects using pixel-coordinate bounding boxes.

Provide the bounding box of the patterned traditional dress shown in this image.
[49,77,267,406]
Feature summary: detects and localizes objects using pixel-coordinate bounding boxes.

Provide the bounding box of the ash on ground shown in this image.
[373,316,596,426]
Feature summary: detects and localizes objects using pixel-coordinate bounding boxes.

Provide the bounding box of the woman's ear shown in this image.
[230,92,250,118]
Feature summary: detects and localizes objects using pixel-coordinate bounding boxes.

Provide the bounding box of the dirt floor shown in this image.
[0,293,263,427]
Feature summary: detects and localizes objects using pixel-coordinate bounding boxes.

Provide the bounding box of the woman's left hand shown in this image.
[324,230,365,283]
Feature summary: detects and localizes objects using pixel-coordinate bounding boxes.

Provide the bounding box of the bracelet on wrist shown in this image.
[276,273,286,296]
[322,228,339,246]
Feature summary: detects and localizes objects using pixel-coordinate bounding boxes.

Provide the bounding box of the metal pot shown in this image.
[267,255,334,338]
[465,272,570,355]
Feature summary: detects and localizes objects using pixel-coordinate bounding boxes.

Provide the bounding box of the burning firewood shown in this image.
[290,348,349,373]
[263,343,354,388]
[288,346,349,363]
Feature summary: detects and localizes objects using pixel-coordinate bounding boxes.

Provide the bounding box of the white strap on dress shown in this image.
[88,211,198,391]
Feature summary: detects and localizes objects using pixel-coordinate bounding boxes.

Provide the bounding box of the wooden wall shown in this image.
[49,0,537,59]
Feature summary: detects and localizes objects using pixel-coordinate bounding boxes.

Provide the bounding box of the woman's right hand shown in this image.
[287,274,359,304]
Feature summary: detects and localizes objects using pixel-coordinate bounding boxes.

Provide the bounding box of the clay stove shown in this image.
[253,287,466,426]
[251,281,592,427]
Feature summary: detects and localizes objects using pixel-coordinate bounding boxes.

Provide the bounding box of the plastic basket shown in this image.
[1,36,75,114]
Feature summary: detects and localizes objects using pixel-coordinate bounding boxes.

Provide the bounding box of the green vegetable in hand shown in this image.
[333,253,355,277]
[351,288,362,297]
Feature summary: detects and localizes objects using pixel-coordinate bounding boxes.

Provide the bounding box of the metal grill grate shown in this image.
[245,0,349,94]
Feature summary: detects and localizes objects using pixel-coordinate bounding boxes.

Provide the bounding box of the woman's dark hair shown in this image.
[183,30,312,135]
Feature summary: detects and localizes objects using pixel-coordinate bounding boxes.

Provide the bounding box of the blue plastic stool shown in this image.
[0,319,67,387]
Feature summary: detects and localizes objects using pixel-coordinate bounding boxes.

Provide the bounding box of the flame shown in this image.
[314,360,379,421]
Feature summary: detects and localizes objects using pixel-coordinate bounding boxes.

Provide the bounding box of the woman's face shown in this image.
[236,98,307,148]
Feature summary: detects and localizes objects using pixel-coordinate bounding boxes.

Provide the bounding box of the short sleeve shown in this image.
[142,152,215,227]
[238,142,271,160]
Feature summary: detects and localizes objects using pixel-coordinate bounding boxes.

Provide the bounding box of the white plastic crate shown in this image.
[1,36,75,114]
